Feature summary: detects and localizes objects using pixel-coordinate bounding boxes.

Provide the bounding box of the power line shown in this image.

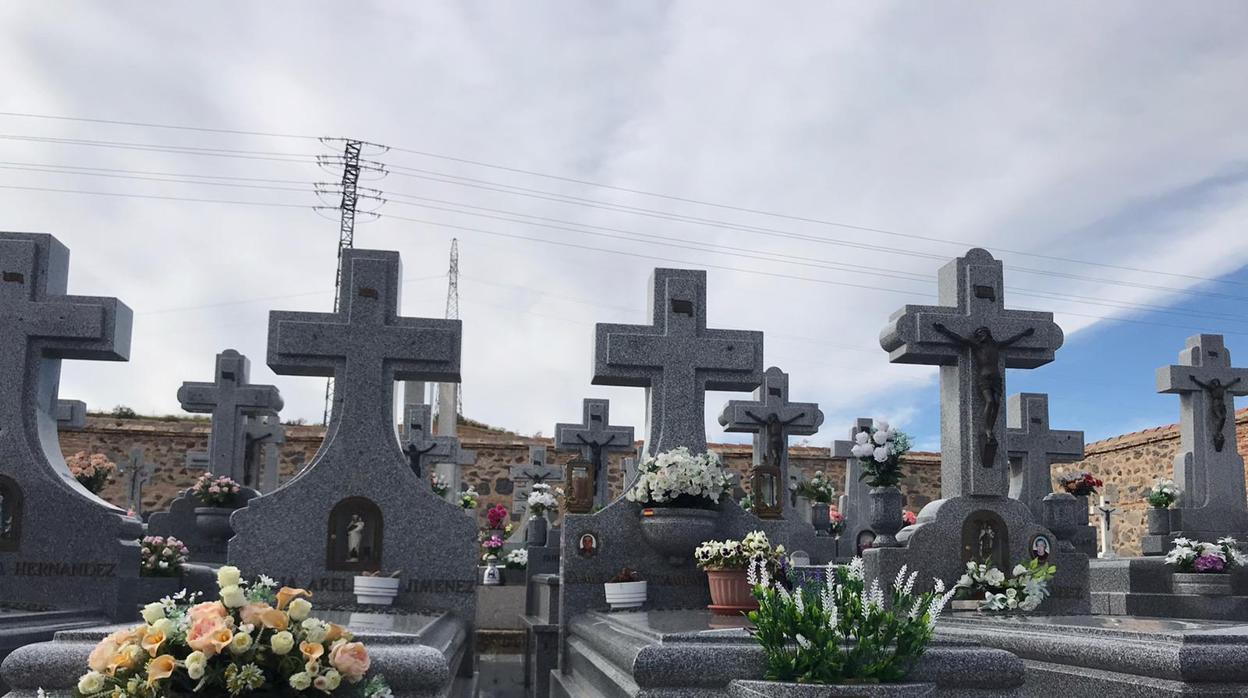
[0,134,319,164]
[0,110,320,141]
[0,184,315,209]
[0,163,312,194]
[0,160,311,184]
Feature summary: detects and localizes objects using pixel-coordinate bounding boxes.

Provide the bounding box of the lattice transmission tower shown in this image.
[430,239,462,425]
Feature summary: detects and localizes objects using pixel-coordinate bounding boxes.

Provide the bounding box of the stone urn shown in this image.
[728,680,935,697]
[811,502,831,533]
[868,486,904,548]
[706,568,758,615]
[639,507,719,564]
[1173,572,1231,596]
[1147,508,1170,536]
[1042,492,1079,542]
[527,514,549,546]
[193,506,235,543]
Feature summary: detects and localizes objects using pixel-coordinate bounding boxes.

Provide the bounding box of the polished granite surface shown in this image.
[317,610,442,637]
[942,611,1248,639]
[592,609,754,642]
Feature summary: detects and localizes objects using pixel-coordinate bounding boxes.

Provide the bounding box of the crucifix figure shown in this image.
[1157,334,1248,537]
[403,403,473,482]
[1096,484,1119,559]
[178,349,283,485]
[1006,393,1084,520]
[593,268,763,456]
[880,248,1063,497]
[555,398,634,507]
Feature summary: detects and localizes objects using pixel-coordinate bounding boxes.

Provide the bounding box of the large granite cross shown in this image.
[555,398,635,506]
[880,248,1063,497]
[268,249,461,445]
[832,418,875,545]
[178,349,283,485]
[1158,334,1248,534]
[118,447,155,516]
[403,403,474,481]
[244,411,285,492]
[1006,393,1084,519]
[719,366,823,516]
[509,445,563,518]
[593,268,763,456]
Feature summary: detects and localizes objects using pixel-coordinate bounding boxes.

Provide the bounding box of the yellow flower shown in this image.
[289,672,313,691]
[140,602,166,625]
[276,587,312,610]
[219,585,246,608]
[140,628,166,656]
[299,641,324,665]
[287,597,312,622]
[270,631,295,655]
[77,671,105,694]
[107,645,143,675]
[259,607,289,631]
[150,618,175,637]
[229,631,253,655]
[146,654,176,687]
[217,565,242,588]
[184,651,207,680]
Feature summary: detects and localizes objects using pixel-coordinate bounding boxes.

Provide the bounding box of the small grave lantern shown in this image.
[750,462,782,519]
[565,456,595,514]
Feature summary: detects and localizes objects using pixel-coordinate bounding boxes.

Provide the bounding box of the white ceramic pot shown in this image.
[604,580,647,610]
[353,576,400,606]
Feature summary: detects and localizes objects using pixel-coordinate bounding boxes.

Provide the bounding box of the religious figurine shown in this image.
[577,433,619,489]
[405,440,437,478]
[932,323,1035,466]
[346,514,366,561]
[0,490,10,538]
[976,520,996,562]
[743,409,807,467]
[1189,375,1242,452]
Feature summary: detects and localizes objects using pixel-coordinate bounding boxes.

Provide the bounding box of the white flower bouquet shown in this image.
[953,559,1055,612]
[694,530,785,571]
[505,548,528,570]
[625,447,733,507]
[430,473,449,497]
[1165,537,1246,573]
[526,483,559,516]
[793,471,836,503]
[1147,478,1180,509]
[458,487,479,510]
[849,420,911,488]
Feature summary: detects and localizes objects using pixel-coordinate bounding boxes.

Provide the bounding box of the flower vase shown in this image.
[639,507,719,564]
[706,568,758,615]
[527,514,549,546]
[482,559,502,586]
[1147,508,1170,536]
[604,581,647,610]
[353,576,400,605]
[867,486,904,547]
[193,506,234,544]
[810,503,830,533]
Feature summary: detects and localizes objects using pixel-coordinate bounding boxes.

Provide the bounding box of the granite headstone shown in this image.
[832,418,876,555]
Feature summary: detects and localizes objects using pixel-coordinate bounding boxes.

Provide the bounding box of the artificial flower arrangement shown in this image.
[525,483,559,517]
[739,494,755,512]
[850,421,911,488]
[1057,470,1102,497]
[1165,537,1246,573]
[140,536,190,578]
[481,535,505,562]
[828,510,845,537]
[792,472,836,503]
[625,447,733,508]
[694,531,787,573]
[430,473,450,497]
[747,557,956,684]
[189,473,243,508]
[902,510,918,526]
[74,567,391,697]
[1147,478,1181,509]
[458,487,479,510]
[504,549,528,570]
[67,451,117,494]
[953,559,1056,612]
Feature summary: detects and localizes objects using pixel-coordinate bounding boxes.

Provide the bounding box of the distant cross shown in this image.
[509,445,563,519]
[555,398,634,506]
[832,418,875,541]
[117,447,155,516]
[880,248,1063,497]
[268,249,461,446]
[403,403,473,480]
[178,349,283,485]
[244,411,285,492]
[0,235,131,445]
[1157,334,1248,531]
[1006,393,1084,519]
[1096,484,1119,560]
[593,268,763,456]
[719,366,823,514]
[56,399,87,430]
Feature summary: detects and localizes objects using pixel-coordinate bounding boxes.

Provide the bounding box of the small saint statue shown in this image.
[1190,375,1242,452]
[346,514,366,562]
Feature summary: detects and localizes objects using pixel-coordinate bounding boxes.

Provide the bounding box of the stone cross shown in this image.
[509,445,562,519]
[832,418,876,543]
[55,399,86,430]
[1006,393,1084,519]
[117,447,154,516]
[1157,334,1248,534]
[268,248,461,447]
[879,248,1063,497]
[593,267,763,456]
[1096,484,1119,560]
[555,398,635,506]
[178,349,283,485]
[719,366,823,513]
[403,403,473,482]
[244,412,285,492]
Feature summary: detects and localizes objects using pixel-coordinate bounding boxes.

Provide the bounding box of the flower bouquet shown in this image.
[458,487,479,510]
[738,494,755,512]
[1057,471,1102,497]
[504,548,528,570]
[74,567,391,697]
[953,559,1056,612]
[140,536,190,578]
[525,484,559,517]
[430,473,449,497]
[902,510,918,526]
[1146,478,1180,509]
[828,510,845,537]
[625,447,733,508]
[850,421,911,488]
[189,473,243,507]
[793,471,836,503]
[1165,537,1246,573]
[67,452,117,494]
[695,531,787,614]
[481,534,505,562]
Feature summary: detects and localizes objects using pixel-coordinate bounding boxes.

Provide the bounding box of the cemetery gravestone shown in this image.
[719,366,823,522]
[0,233,141,620]
[832,417,876,555]
[184,451,210,471]
[509,445,562,527]
[177,349,283,489]
[554,398,634,507]
[1005,393,1091,556]
[116,447,154,517]
[243,411,285,493]
[54,399,86,431]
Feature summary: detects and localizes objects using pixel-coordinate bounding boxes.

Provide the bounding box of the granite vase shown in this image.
[707,568,758,615]
[868,486,904,547]
[1173,572,1232,596]
[728,679,935,697]
[1147,508,1170,536]
[639,506,718,564]
[527,515,549,546]
[193,506,234,543]
[811,503,831,533]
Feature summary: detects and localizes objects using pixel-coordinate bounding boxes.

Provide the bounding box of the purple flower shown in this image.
[1195,555,1226,573]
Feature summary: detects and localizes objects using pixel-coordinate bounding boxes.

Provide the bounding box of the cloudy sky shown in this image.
[3,3,1248,453]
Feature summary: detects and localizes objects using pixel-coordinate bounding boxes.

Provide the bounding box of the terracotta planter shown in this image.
[640,507,719,564]
[868,487,904,547]
[729,679,935,697]
[1147,508,1170,536]
[1173,572,1231,596]
[706,568,758,615]
[527,515,549,546]
[193,506,234,543]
